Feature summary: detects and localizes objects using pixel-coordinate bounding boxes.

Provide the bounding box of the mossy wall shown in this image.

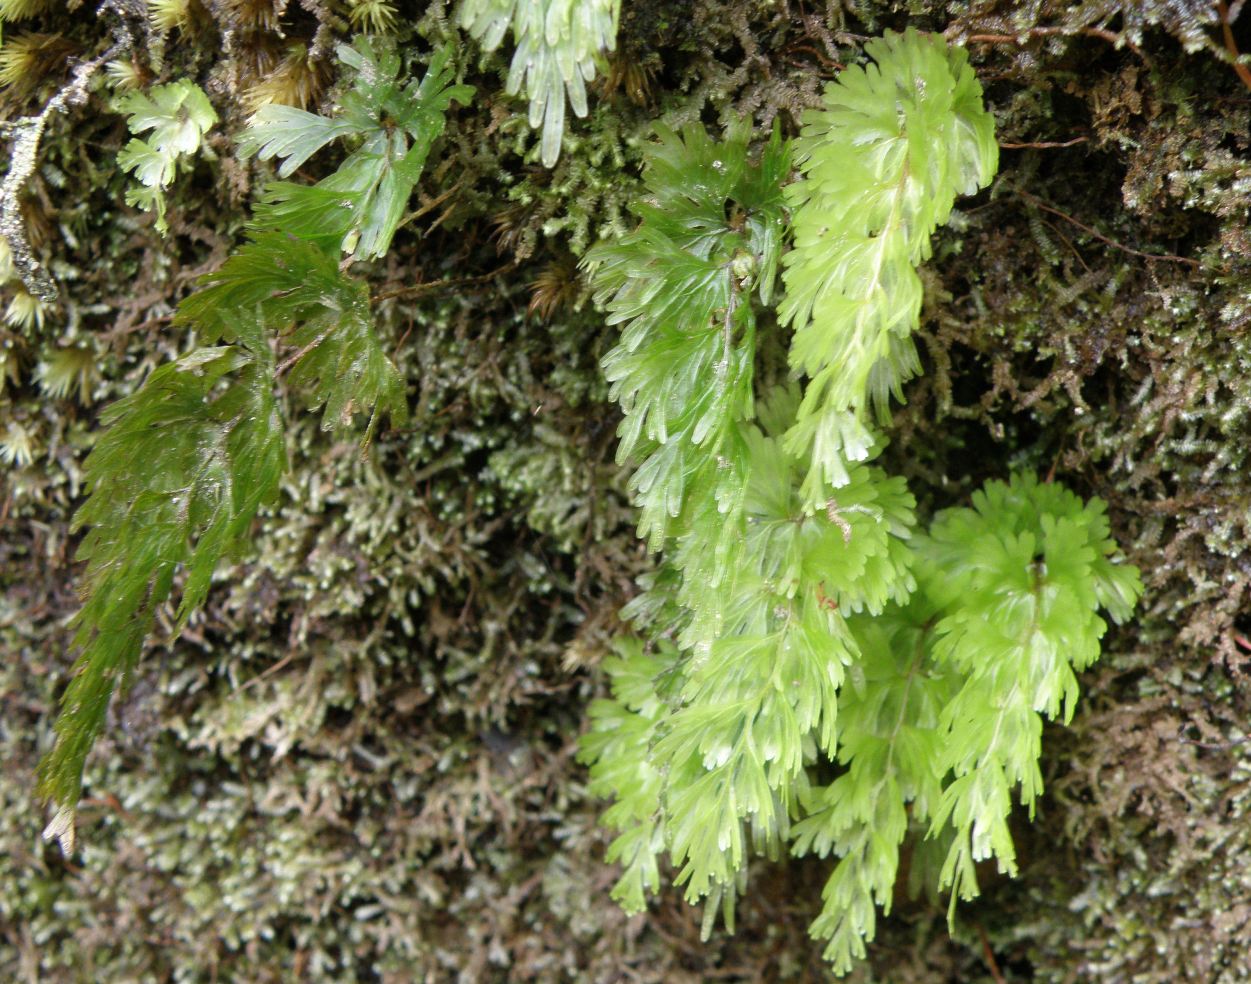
[2,1,1250,980]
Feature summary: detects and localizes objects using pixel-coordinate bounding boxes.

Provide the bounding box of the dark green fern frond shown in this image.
[35,37,445,835]
[37,341,285,843]
[241,39,473,259]
[178,231,408,433]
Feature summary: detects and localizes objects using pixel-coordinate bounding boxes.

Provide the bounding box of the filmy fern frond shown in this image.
[459,0,619,166]
[779,28,997,504]
[37,342,285,843]
[584,123,789,552]
[576,638,671,914]
[176,231,408,434]
[918,474,1142,903]
[793,475,1141,971]
[792,603,955,971]
[116,80,218,233]
[654,394,915,908]
[242,39,473,259]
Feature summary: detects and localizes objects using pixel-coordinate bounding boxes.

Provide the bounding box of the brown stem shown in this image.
[1218,1,1251,92]
[998,136,1088,149]
[1015,190,1201,268]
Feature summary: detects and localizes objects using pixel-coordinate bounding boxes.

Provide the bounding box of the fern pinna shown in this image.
[37,39,469,848]
[579,28,1141,973]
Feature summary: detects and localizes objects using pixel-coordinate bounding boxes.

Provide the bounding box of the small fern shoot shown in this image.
[240,38,472,259]
[116,80,218,233]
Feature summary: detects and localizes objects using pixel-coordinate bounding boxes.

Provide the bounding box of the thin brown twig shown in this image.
[1015,190,1202,268]
[274,323,334,377]
[372,261,516,305]
[1176,723,1251,750]
[398,180,463,229]
[965,26,1124,47]
[999,136,1089,149]
[1218,0,1251,92]
[237,652,296,692]
[976,921,1008,984]
[958,24,1146,61]
[101,314,174,340]
[390,321,414,361]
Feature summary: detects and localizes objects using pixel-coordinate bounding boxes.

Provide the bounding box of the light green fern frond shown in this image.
[779,28,997,505]
[793,602,955,972]
[583,124,789,553]
[655,395,915,909]
[579,29,1142,979]
[917,474,1142,905]
[116,80,218,234]
[459,0,619,166]
[576,638,672,914]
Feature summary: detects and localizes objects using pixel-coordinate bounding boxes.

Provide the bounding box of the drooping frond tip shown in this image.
[459,0,619,166]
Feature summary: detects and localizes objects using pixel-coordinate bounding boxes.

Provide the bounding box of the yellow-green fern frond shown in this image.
[779,29,998,503]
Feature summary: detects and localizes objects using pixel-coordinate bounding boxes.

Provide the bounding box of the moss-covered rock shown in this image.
[3,0,1250,979]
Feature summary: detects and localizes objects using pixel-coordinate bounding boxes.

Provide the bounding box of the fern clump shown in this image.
[36,39,462,847]
[580,28,1141,974]
[459,0,619,166]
